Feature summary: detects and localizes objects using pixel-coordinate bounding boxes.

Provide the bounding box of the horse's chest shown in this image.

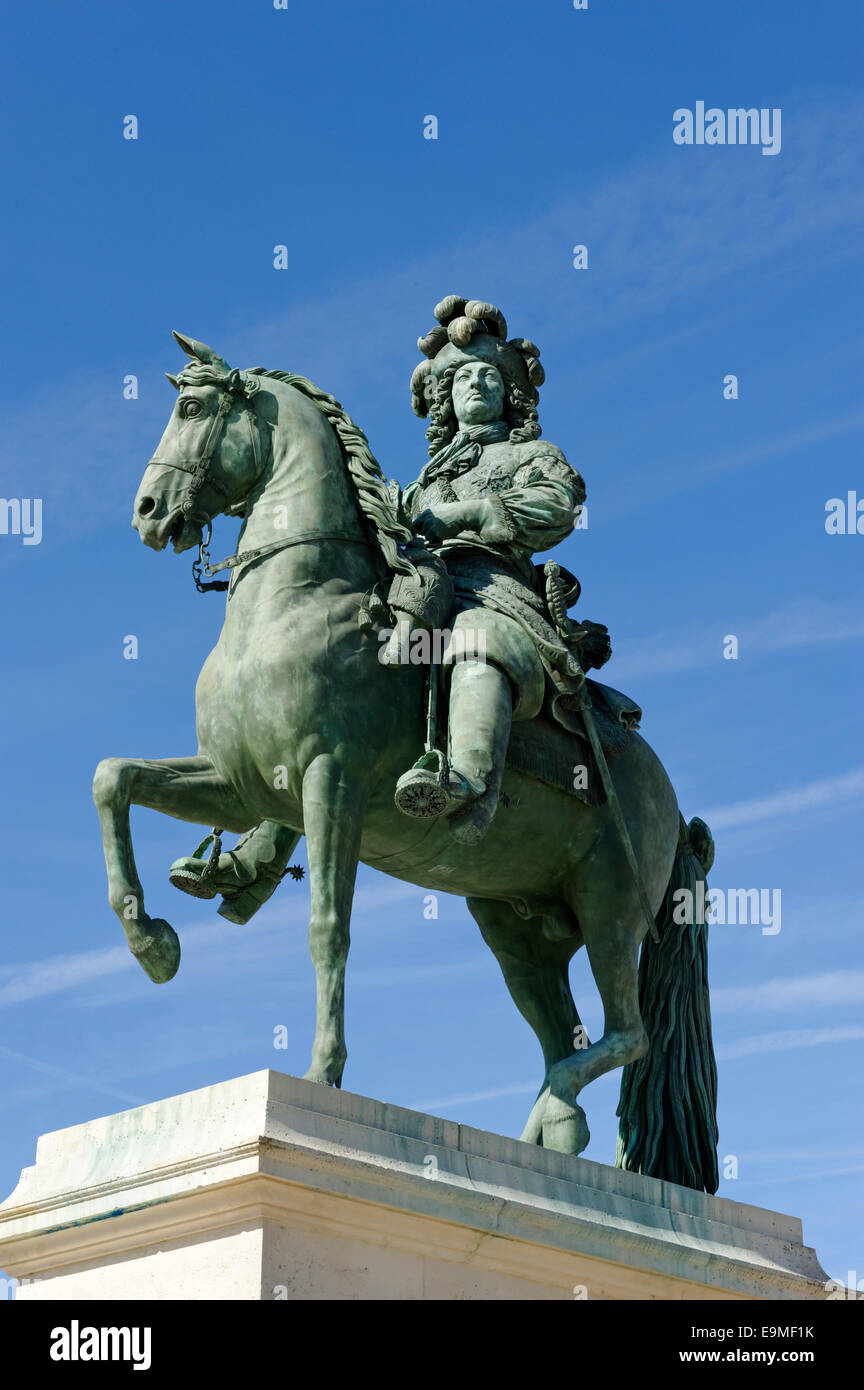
[197,647,301,769]
[193,605,372,817]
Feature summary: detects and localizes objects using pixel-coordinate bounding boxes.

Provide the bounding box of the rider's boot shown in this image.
[169,821,301,924]
[393,658,512,845]
[446,659,513,846]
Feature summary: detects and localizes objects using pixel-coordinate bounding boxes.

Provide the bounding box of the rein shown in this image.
[151,368,371,593]
[194,524,371,592]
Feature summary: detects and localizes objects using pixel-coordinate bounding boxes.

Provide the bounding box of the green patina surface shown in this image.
[93,298,718,1191]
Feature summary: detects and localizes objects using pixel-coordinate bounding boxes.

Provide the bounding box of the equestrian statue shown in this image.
[93,296,719,1191]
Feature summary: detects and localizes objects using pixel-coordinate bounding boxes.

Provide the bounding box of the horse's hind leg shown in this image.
[541,886,647,1148]
[92,754,254,983]
[466,896,589,1154]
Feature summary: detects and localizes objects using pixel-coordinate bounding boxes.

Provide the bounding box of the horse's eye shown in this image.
[183,400,202,418]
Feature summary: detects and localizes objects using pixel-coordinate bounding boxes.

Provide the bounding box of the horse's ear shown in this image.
[172,331,230,372]
[172,331,197,357]
[165,372,181,390]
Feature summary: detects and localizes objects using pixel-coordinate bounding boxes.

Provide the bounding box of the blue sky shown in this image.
[1,0,862,1291]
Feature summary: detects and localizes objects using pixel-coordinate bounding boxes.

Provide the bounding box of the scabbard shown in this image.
[578,689,660,944]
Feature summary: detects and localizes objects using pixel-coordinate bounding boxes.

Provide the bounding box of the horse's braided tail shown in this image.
[615,814,719,1193]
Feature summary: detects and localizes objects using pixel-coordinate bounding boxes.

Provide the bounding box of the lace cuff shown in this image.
[478,494,519,543]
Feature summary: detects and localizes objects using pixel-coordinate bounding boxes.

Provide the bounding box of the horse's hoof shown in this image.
[303,1053,346,1087]
[131,919,181,983]
[540,1096,590,1156]
[520,1088,550,1145]
[302,1069,342,1087]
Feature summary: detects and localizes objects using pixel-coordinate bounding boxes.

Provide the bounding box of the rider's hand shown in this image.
[412,502,479,545]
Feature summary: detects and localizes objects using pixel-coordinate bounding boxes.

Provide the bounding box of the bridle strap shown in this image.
[151,368,373,594]
[183,387,236,518]
[148,379,257,512]
[202,528,370,581]
[147,456,232,501]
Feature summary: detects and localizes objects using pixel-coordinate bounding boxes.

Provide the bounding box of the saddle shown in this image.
[379,544,641,806]
[507,679,642,807]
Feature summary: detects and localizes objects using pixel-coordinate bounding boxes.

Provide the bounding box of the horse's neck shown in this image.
[229,379,378,605]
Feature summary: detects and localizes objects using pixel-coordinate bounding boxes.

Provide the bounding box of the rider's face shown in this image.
[452,362,506,427]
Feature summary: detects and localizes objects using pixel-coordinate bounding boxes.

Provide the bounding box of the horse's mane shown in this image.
[251,368,415,576]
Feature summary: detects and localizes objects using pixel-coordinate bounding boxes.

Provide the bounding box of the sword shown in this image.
[574,681,659,943]
[545,563,659,944]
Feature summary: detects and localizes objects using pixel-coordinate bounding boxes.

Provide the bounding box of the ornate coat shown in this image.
[401,435,586,720]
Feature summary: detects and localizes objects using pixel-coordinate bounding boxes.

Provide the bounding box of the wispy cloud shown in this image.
[605,410,864,519]
[745,1163,864,1188]
[409,1080,539,1113]
[0,944,136,1008]
[0,380,162,566]
[410,982,864,1110]
[411,1016,864,1110]
[736,1147,864,1164]
[408,1061,619,1116]
[712,970,864,1013]
[4,97,862,561]
[0,1046,145,1107]
[703,767,864,832]
[716,1025,864,1061]
[2,1021,269,1110]
[610,597,864,684]
[350,959,490,990]
[0,913,264,1010]
[0,871,463,1012]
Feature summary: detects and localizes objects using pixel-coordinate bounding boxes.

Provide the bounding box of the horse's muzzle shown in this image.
[132,507,200,554]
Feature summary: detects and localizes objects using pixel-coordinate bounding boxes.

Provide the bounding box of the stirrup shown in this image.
[168,861,220,899]
[168,828,225,899]
[394,749,483,820]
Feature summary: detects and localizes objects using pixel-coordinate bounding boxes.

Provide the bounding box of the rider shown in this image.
[169,296,600,907]
[391,296,587,844]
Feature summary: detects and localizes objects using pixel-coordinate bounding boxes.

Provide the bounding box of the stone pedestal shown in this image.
[0,1070,829,1300]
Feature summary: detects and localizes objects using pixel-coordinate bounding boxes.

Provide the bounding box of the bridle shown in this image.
[149,368,368,593]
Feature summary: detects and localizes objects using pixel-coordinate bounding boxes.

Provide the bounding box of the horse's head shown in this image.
[133,332,267,553]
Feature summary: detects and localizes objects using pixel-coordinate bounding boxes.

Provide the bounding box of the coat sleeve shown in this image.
[478,454,585,552]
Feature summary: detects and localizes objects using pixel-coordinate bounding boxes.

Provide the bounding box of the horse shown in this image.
[93,332,718,1190]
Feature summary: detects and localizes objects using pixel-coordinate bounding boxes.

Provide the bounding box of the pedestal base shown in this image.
[0,1070,829,1300]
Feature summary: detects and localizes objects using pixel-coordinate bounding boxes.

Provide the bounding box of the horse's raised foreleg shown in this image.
[467,896,589,1154]
[301,754,366,1086]
[92,754,255,983]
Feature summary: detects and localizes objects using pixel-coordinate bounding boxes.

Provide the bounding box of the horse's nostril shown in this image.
[138,497,156,517]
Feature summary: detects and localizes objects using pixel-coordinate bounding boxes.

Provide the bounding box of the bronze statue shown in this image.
[93,299,719,1191]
